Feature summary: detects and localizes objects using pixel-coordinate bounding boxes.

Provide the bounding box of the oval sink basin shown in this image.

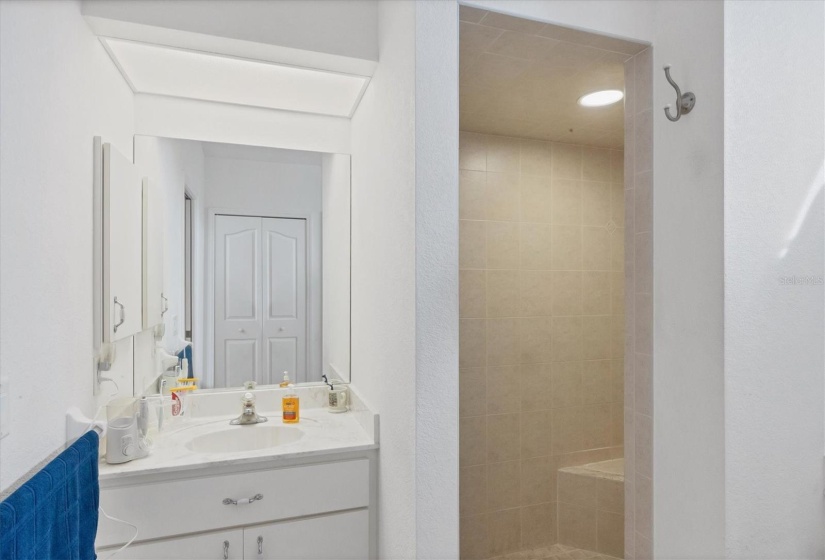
[185,425,304,454]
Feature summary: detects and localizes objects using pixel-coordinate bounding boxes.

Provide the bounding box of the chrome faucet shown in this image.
[230,390,268,425]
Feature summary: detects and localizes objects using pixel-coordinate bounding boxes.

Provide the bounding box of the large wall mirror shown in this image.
[131,136,351,393]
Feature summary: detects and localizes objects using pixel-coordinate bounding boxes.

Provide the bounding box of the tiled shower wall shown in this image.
[459,133,625,559]
[622,47,653,560]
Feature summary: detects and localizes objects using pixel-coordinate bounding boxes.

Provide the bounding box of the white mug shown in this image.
[327,387,349,413]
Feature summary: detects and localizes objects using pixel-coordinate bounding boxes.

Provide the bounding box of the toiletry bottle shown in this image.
[281,372,299,424]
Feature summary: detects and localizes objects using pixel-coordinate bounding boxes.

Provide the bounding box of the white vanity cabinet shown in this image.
[102,142,144,341]
[96,456,376,559]
[142,177,166,329]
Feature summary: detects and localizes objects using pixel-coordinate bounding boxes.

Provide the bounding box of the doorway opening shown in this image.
[458,6,653,559]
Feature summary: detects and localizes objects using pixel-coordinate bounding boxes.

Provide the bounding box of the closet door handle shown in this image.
[223,540,229,560]
[160,293,169,317]
[113,297,125,333]
[258,536,263,555]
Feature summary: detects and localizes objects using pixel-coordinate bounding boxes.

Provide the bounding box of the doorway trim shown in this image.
[205,207,320,387]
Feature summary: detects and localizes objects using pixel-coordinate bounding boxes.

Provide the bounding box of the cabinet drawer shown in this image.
[97,459,369,548]
[244,510,368,560]
[99,529,243,560]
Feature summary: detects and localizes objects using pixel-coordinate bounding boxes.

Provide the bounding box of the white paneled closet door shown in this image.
[214,215,262,387]
[262,218,307,385]
[214,215,307,387]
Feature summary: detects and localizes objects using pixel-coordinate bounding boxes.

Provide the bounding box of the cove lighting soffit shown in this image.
[101,38,370,118]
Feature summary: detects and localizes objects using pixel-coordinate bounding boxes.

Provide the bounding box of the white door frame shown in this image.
[206,207,320,387]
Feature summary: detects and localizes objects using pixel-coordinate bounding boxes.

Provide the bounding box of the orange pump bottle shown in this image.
[280,371,300,424]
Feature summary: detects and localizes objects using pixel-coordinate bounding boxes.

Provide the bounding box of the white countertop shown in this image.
[99,386,378,481]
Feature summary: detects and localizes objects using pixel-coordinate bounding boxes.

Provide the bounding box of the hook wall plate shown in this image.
[663,65,695,122]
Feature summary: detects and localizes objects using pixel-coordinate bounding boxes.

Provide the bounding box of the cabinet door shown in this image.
[243,509,368,560]
[143,177,165,329]
[103,529,243,560]
[103,142,143,341]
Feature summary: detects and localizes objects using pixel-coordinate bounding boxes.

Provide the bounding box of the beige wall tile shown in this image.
[634,352,652,417]
[581,404,612,449]
[520,409,552,458]
[488,31,559,61]
[461,269,487,318]
[485,172,520,222]
[558,471,598,508]
[611,227,625,271]
[552,406,583,454]
[610,150,624,183]
[582,360,613,404]
[487,270,520,317]
[611,313,625,360]
[521,503,557,549]
[461,219,487,269]
[582,147,612,182]
[551,271,583,316]
[521,139,553,176]
[518,317,552,364]
[551,316,582,362]
[519,223,552,270]
[582,315,611,360]
[520,363,553,412]
[597,510,624,557]
[551,179,582,225]
[520,174,552,223]
[581,181,611,226]
[634,48,653,113]
[488,508,522,557]
[611,402,624,446]
[520,456,555,505]
[582,226,610,270]
[461,464,488,516]
[487,221,520,269]
[551,225,582,270]
[636,532,653,560]
[487,135,521,173]
[610,270,625,316]
[461,415,487,467]
[611,182,625,227]
[597,478,624,514]
[460,131,487,172]
[634,110,653,173]
[634,232,652,294]
[635,471,653,539]
[461,169,487,220]
[635,171,652,233]
[551,361,582,408]
[520,270,553,317]
[460,367,487,418]
[558,503,597,550]
[461,514,489,560]
[635,413,653,479]
[582,271,610,315]
[487,365,521,415]
[635,293,652,354]
[487,318,519,366]
[552,142,583,180]
[487,413,521,463]
[460,318,486,369]
[488,460,521,511]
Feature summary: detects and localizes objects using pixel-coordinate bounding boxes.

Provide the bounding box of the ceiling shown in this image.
[201,141,322,166]
[459,6,647,148]
[101,38,370,118]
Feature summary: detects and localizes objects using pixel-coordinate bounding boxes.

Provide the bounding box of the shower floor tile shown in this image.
[493,544,622,560]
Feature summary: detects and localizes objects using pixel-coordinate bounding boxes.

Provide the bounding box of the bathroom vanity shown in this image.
[95,387,378,559]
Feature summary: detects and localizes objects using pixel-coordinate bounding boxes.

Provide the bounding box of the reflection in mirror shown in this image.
[133,136,350,393]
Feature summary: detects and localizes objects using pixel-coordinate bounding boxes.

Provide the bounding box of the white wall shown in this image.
[133,137,206,392]
[349,1,418,557]
[414,2,460,558]
[134,94,351,156]
[321,154,352,382]
[0,0,135,490]
[724,1,825,557]
[205,154,323,384]
[651,2,726,557]
[81,0,378,63]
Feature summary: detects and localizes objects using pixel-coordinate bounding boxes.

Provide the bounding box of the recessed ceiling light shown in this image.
[578,90,624,107]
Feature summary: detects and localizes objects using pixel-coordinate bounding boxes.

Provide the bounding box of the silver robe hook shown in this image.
[663,65,696,122]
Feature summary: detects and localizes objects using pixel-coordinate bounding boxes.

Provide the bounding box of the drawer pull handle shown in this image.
[223,540,229,560]
[222,493,263,506]
[258,536,263,555]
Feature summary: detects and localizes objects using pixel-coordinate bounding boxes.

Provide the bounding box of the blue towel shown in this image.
[0,431,100,560]
[177,345,193,378]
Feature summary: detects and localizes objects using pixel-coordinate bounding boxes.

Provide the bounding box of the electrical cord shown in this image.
[98,506,139,559]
